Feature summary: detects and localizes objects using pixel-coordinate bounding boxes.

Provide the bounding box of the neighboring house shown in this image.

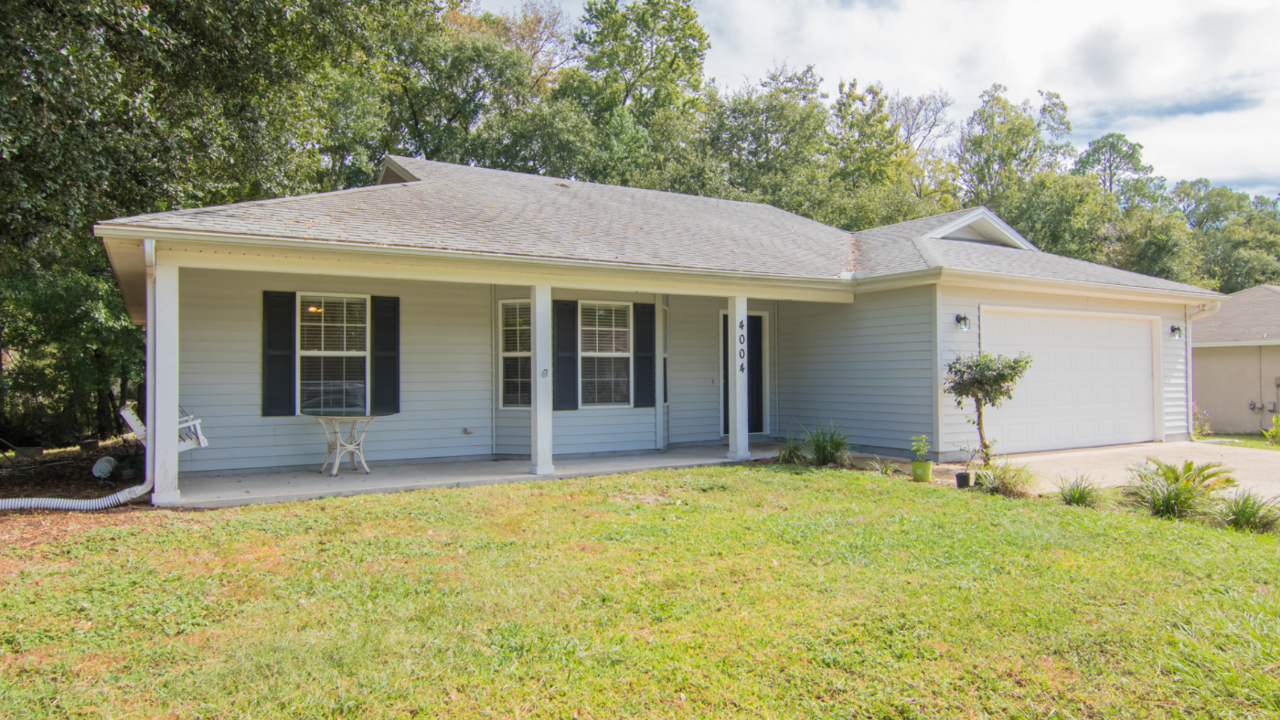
[1192,284,1280,433]
[96,156,1222,505]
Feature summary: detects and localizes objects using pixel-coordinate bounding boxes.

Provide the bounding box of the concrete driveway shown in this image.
[1008,441,1280,497]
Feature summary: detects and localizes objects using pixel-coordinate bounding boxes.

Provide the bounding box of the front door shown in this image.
[722,314,764,434]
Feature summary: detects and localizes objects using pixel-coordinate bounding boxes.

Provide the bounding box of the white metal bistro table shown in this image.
[312,415,377,476]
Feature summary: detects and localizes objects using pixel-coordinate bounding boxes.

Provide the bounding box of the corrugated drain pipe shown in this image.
[0,476,154,512]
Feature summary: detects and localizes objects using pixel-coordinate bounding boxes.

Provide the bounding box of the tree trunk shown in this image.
[974,398,990,467]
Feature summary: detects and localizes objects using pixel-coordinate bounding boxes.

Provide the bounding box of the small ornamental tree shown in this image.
[944,352,1033,467]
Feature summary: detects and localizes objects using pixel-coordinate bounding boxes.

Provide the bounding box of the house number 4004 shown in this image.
[738,320,747,373]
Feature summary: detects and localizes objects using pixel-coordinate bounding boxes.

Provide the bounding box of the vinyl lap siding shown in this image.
[667,295,723,444]
[776,287,936,452]
[493,409,657,456]
[178,269,493,473]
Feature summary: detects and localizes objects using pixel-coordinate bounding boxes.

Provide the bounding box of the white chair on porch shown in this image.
[119,405,210,452]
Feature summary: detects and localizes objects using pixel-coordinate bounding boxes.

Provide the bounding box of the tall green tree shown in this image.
[0,0,444,445]
[828,80,905,191]
[954,84,1072,212]
[559,0,709,123]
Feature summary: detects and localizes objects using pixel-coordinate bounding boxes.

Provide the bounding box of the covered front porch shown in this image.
[160,442,781,508]
[123,245,853,506]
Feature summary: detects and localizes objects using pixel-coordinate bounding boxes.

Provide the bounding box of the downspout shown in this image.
[0,243,159,511]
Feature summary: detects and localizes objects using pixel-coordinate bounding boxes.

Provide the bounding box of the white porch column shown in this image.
[727,295,750,460]
[151,257,181,503]
[530,285,555,475]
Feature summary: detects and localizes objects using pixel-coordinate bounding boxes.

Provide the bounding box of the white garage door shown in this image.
[981,311,1156,453]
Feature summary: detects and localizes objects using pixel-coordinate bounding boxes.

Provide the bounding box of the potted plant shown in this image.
[954,445,979,489]
[910,434,932,483]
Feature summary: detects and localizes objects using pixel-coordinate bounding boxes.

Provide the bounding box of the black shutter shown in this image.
[633,303,656,408]
[262,291,296,416]
[370,296,400,415]
[552,300,578,410]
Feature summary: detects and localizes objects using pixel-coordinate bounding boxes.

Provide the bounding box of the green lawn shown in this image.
[2,466,1278,718]
[1200,433,1280,452]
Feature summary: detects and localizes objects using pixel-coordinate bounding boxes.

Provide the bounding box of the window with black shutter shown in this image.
[633,303,655,408]
[261,292,399,417]
[369,296,400,415]
[552,300,578,410]
[261,291,296,416]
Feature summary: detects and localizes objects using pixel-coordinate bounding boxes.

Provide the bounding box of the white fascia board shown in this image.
[1193,339,1280,348]
[935,268,1223,304]
[924,208,1039,251]
[851,265,1224,304]
[97,227,856,304]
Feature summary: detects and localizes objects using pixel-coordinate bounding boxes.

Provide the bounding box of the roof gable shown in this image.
[923,207,1038,250]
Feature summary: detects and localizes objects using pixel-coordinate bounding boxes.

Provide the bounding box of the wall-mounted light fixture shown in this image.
[1170,325,1183,339]
[955,314,971,331]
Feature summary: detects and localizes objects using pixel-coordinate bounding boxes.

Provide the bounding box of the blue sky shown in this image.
[479,0,1280,200]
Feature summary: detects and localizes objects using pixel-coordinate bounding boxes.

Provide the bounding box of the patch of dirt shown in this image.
[0,438,148,501]
[0,505,186,552]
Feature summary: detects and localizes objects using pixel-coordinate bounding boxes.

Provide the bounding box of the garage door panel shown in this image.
[981,312,1155,453]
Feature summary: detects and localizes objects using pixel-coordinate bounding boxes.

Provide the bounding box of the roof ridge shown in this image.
[387,156,810,216]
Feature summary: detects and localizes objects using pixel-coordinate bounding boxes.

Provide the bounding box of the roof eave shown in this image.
[850,265,1223,304]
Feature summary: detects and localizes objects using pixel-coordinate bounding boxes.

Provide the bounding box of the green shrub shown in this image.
[1057,475,1101,507]
[1126,458,1235,520]
[777,436,806,465]
[943,352,1033,467]
[1192,401,1212,437]
[1263,416,1280,446]
[864,456,902,477]
[805,424,847,466]
[1216,491,1280,533]
[975,462,1036,499]
[910,434,931,462]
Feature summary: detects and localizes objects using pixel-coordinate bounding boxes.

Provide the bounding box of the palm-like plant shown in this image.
[1126,458,1236,520]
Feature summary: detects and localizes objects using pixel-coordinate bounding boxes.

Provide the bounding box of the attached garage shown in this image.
[979,308,1159,453]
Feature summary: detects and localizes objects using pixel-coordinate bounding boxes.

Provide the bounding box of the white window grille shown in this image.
[500,300,532,408]
[580,302,631,406]
[298,294,369,416]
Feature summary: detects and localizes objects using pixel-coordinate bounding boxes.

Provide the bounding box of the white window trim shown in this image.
[498,299,532,410]
[296,291,371,416]
[578,300,634,409]
[717,309,770,436]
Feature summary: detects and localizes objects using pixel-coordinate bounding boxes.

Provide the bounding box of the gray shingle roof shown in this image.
[100,156,1219,298]
[104,157,855,279]
[1194,285,1280,343]
[852,212,1219,297]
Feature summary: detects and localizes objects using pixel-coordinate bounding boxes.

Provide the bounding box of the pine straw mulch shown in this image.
[0,438,150,502]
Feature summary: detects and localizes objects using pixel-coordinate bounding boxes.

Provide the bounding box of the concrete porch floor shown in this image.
[165,443,781,508]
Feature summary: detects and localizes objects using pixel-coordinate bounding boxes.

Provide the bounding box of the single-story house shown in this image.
[96,156,1223,505]
[1193,284,1280,433]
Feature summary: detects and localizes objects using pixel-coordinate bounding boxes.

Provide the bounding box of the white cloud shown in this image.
[481,0,1280,197]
